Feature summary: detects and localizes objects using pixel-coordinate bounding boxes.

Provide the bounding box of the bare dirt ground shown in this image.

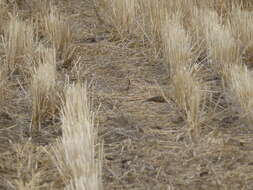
[1,0,253,189]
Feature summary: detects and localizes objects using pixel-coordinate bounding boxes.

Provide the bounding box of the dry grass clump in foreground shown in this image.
[52,83,103,190]
[31,48,57,130]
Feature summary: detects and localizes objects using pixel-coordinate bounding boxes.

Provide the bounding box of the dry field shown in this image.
[1,0,253,189]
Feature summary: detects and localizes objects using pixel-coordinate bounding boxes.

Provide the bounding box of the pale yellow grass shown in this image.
[52,83,103,190]
[229,64,253,124]
[43,6,74,61]
[161,15,207,141]
[204,10,241,80]
[9,143,45,190]
[3,15,37,71]
[230,8,253,47]
[172,66,207,141]
[229,7,253,66]
[204,7,253,126]
[31,48,57,130]
[161,14,196,76]
[97,0,139,38]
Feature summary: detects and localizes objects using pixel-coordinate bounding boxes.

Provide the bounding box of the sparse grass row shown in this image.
[204,8,253,126]
[52,83,103,190]
[161,15,207,140]
[0,1,102,189]
[96,0,253,46]
[97,0,192,51]
[1,1,74,75]
[18,2,102,189]
[0,1,75,130]
[98,0,253,136]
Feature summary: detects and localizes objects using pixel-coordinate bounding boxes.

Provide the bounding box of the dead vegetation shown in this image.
[1,0,253,189]
[52,83,103,190]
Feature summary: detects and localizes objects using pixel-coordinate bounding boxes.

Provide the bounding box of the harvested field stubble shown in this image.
[1,0,253,190]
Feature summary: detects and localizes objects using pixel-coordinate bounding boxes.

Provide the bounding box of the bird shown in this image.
[143,96,166,103]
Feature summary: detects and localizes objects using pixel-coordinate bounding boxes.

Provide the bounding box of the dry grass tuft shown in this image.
[161,14,197,76]
[31,0,51,17]
[3,14,37,72]
[52,83,103,190]
[191,8,220,42]
[0,0,8,33]
[205,13,241,79]
[31,48,57,130]
[229,64,253,124]
[229,8,253,66]
[137,0,169,47]
[229,8,253,46]
[161,15,207,140]
[172,65,207,141]
[8,142,45,190]
[43,6,75,62]
[97,0,139,37]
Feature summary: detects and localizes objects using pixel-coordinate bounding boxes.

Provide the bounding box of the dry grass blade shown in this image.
[52,83,103,190]
[31,48,57,130]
